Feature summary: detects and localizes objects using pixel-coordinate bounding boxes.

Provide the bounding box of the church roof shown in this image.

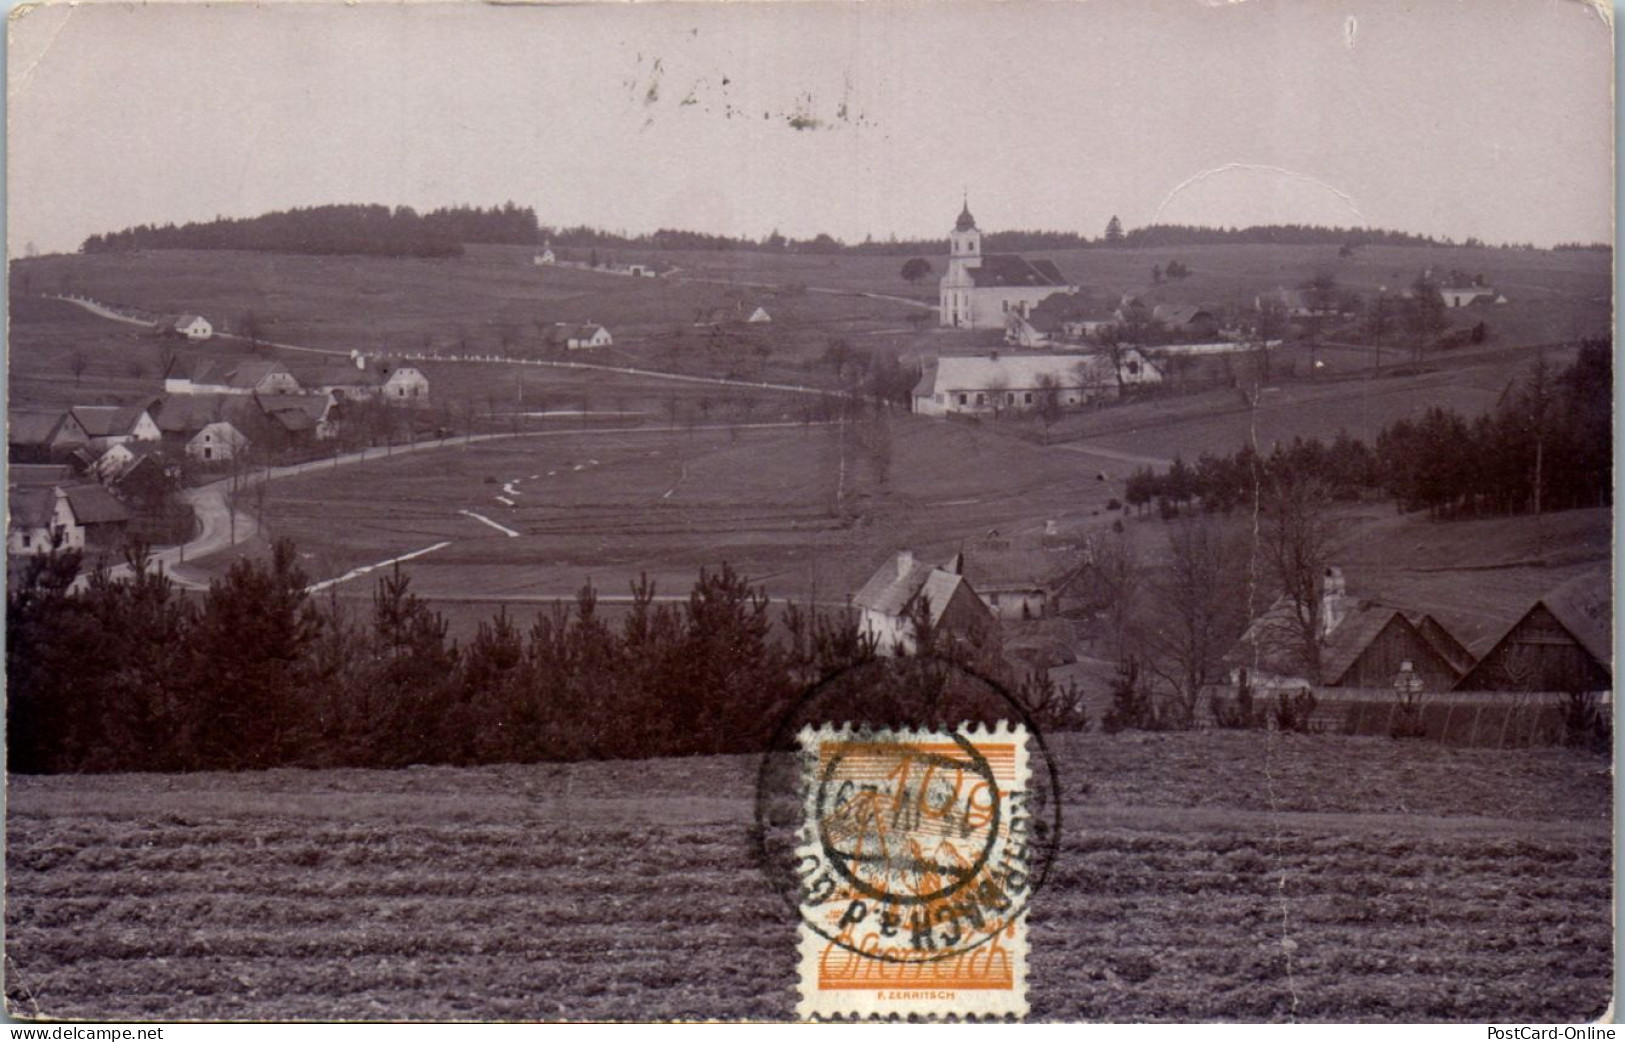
[955,202,977,232]
[967,254,1070,289]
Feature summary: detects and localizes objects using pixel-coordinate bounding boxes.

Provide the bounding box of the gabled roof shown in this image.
[257,393,332,423]
[1319,606,1406,686]
[152,393,240,434]
[1409,613,1476,676]
[9,410,70,446]
[852,553,980,628]
[1152,303,1215,327]
[191,359,296,390]
[8,488,57,529]
[175,314,208,328]
[62,484,131,525]
[967,254,1070,289]
[1539,571,1611,671]
[291,364,381,388]
[70,405,150,438]
[9,463,74,488]
[566,324,609,339]
[915,352,1129,395]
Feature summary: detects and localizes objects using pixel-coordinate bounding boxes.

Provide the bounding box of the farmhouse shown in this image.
[376,362,430,399]
[258,394,337,442]
[939,201,1077,329]
[7,484,131,555]
[174,314,213,341]
[1440,286,1507,308]
[852,550,994,655]
[1151,304,1221,340]
[71,405,161,452]
[1255,288,1317,318]
[912,350,1162,417]
[1228,567,1472,691]
[188,421,250,462]
[291,362,383,402]
[563,324,613,351]
[1454,573,1610,694]
[168,358,302,396]
[9,409,91,462]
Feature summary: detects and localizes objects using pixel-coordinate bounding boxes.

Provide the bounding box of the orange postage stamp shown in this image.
[794,723,1032,1020]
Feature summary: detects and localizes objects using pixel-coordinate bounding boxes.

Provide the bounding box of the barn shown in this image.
[1454,573,1611,693]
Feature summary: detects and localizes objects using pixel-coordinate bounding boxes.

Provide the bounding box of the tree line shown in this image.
[81,203,540,258]
[7,542,1079,774]
[1122,340,1611,520]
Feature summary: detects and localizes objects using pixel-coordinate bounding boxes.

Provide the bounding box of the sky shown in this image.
[5,0,1615,256]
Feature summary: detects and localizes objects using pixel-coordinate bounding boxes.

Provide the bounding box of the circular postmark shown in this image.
[753,655,1062,966]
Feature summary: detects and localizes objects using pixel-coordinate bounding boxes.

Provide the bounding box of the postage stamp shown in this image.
[793,722,1033,1020]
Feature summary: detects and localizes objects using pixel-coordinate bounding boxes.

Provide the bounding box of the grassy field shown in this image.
[239,413,1123,614]
[6,732,1610,1021]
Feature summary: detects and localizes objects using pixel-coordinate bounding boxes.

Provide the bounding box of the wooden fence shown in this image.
[1200,686,1610,748]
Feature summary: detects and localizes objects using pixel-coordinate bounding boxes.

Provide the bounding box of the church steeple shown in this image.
[955,194,977,232]
[949,196,982,268]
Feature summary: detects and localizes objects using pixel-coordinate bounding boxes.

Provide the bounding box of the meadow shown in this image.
[6,732,1609,1021]
[244,412,1124,612]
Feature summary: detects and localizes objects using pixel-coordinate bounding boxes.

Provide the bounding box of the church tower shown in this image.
[948,197,982,277]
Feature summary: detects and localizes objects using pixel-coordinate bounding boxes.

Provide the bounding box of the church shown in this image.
[938,201,1077,329]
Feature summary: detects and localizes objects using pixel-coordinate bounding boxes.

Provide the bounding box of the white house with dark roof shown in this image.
[167,358,302,396]
[939,201,1077,329]
[70,405,161,452]
[564,324,614,350]
[912,350,1161,417]
[851,550,993,655]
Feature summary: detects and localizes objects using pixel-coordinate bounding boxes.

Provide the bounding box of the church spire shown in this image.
[955,194,977,232]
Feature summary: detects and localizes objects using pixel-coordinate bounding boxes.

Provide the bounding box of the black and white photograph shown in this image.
[3,0,1614,1024]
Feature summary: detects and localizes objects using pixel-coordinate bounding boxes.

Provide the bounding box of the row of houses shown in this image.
[1229,566,1609,696]
[164,356,429,401]
[12,391,344,469]
[853,550,1610,698]
[7,469,133,556]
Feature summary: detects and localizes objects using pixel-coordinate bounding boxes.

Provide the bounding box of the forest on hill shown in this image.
[74,200,1589,259]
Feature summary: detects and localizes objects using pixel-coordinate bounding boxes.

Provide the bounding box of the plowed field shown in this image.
[6,733,1611,1022]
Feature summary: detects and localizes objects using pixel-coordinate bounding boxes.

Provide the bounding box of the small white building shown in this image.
[852,550,995,656]
[175,314,214,341]
[380,365,430,400]
[747,306,772,324]
[534,247,557,266]
[1440,286,1506,308]
[188,421,249,462]
[565,324,614,350]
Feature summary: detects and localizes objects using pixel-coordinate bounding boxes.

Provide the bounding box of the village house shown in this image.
[257,393,338,442]
[9,409,91,463]
[70,405,162,453]
[1440,286,1508,308]
[188,421,250,463]
[911,350,1162,417]
[563,324,614,350]
[1226,567,1472,691]
[746,306,772,324]
[167,358,303,396]
[1151,304,1221,340]
[98,449,183,512]
[939,201,1077,329]
[1454,573,1610,694]
[7,483,131,555]
[852,550,995,656]
[173,314,214,341]
[376,362,430,400]
[533,246,557,265]
[291,361,384,402]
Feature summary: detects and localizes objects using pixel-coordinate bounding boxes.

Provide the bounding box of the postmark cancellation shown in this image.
[793,722,1033,1020]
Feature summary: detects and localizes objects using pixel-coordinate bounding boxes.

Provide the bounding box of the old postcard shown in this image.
[4,0,1613,1024]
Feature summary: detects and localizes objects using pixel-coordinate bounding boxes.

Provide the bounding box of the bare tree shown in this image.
[1141,517,1248,726]
[1035,372,1065,441]
[67,350,88,384]
[1260,476,1339,685]
[1091,533,1141,664]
